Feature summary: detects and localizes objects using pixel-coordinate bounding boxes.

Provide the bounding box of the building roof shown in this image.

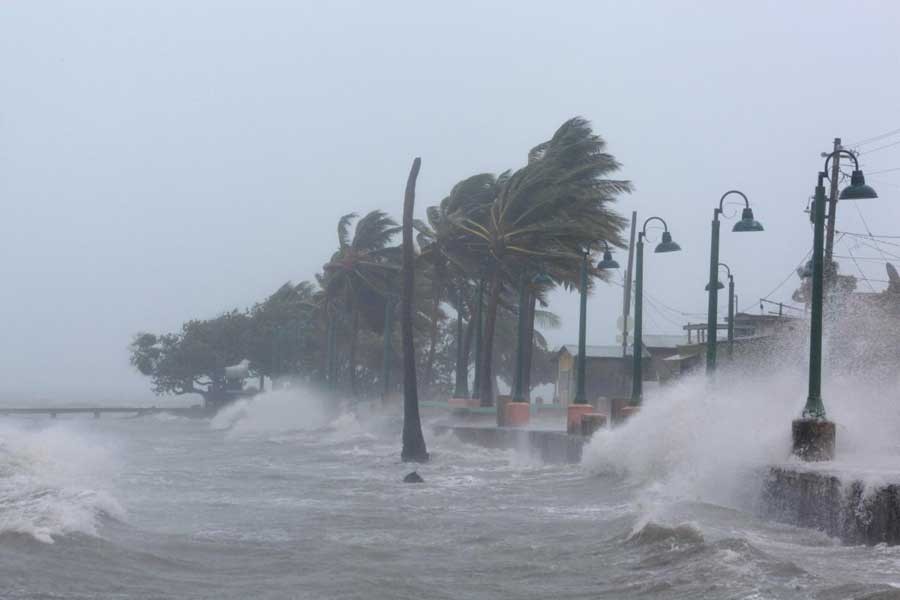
[641,334,689,348]
[558,344,651,359]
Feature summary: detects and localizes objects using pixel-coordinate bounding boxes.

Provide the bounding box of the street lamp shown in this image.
[573,243,620,406]
[705,263,736,360]
[706,191,763,375]
[631,218,682,406]
[794,150,877,461]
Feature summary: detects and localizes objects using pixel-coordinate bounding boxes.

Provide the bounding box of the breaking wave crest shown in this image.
[0,421,123,543]
[209,388,373,445]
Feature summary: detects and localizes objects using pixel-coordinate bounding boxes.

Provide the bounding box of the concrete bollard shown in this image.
[618,406,640,422]
[448,397,470,411]
[505,402,531,428]
[581,413,607,436]
[792,419,835,461]
[566,404,594,434]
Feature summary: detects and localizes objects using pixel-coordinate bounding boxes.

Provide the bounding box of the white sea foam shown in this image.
[0,421,123,543]
[210,387,346,436]
[582,364,900,512]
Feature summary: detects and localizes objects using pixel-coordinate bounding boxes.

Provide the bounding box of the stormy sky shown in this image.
[2,1,900,403]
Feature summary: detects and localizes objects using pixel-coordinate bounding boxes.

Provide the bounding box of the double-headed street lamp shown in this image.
[631,218,682,406]
[706,262,736,359]
[572,243,620,406]
[705,191,764,374]
[794,150,877,461]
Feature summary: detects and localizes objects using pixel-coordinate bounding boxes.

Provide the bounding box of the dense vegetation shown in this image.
[129,117,631,407]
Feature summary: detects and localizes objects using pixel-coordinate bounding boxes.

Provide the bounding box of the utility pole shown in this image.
[620,212,637,398]
[824,137,842,283]
[621,211,637,358]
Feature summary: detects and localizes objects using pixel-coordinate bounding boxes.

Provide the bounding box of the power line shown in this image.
[837,230,900,240]
[859,139,900,155]
[846,247,877,292]
[847,127,900,148]
[866,166,900,176]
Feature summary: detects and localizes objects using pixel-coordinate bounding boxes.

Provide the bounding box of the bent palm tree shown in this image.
[452,117,631,421]
[321,210,400,397]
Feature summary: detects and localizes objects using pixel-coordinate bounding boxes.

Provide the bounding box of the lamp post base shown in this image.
[792,419,835,461]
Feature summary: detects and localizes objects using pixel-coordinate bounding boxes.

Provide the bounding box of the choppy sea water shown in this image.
[2,384,900,599]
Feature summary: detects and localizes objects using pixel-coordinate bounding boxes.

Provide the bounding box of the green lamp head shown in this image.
[595,249,620,270]
[704,280,725,291]
[732,207,764,232]
[839,170,878,200]
[654,231,681,253]
[531,273,554,286]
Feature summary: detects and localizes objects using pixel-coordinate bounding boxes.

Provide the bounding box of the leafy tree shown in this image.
[130,310,253,406]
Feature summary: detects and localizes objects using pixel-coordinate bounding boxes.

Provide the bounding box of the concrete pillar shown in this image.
[792,419,835,461]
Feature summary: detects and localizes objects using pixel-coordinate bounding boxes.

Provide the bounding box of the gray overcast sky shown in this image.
[2,1,900,404]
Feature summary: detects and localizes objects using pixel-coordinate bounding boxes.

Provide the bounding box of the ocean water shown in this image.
[2,383,900,600]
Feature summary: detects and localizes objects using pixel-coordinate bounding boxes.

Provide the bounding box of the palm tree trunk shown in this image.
[423,280,441,395]
[479,264,501,413]
[401,157,428,463]
[461,312,475,388]
[523,292,536,402]
[349,303,360,397]
[453,301,469,398]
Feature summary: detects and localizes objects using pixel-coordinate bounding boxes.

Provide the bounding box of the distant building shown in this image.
[554,334,688,407]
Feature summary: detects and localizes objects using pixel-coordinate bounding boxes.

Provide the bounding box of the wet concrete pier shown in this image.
[762,465,900,545]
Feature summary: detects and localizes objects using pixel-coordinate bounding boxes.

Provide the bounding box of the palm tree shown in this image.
[321,210,400,397]
[451,117,631,421]
[415,174,497,395]
[401,158,428,463]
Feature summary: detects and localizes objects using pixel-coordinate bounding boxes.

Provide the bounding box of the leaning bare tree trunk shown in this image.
[479,264,501,414]
[522,292,536,402]
[401,157,429,463]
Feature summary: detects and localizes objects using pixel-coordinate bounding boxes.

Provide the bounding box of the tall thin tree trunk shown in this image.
[423,279,441,395]
[401,157,428,463]
[523,292,536,402]
[479,264,501,413]
[349,303,360,397]
[453,301,469,398]
[461,312,475,386]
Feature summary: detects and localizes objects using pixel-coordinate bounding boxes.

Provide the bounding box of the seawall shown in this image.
[761,466,900,545]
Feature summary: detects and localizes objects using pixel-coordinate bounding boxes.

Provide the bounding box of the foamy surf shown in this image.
[0,421,123,543]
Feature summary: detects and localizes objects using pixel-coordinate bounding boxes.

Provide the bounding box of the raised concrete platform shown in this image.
[432,424,586,464]
[762,464,900,545]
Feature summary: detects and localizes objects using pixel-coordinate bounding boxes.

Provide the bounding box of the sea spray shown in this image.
[210,387,331,435]
[0,420,123,543]
[582,362,900,514]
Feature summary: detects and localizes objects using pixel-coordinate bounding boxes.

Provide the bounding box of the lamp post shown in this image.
[572,243,620,406]
[706,263,736,360]
[793,150,877,461]
[705,191,763,375]
[631,218,682,406]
